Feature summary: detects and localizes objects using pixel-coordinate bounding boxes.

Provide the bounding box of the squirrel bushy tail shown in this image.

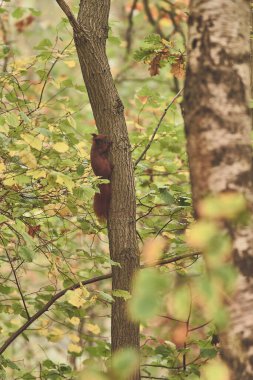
[93,183,111,221]
[90,134,112,221]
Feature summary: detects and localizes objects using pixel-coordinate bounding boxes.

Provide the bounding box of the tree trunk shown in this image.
[251,0,253,126]
[73,1,140,379]
[184,1,253,379]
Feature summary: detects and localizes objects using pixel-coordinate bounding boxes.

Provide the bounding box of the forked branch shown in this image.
[55,0,80,31]
[0,251,200,355]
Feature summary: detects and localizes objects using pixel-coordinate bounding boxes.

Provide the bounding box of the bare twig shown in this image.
[0,251,200,355]
[134,88,183,167]
[183,286,192,371]
[143,0,165,38]
[141,354,203,371]
[125,0,139,54]
[3,245,30,320]
[159,3,186,45]
[55,0,79,31]
[33,39,73,112]
[188,320,211,332]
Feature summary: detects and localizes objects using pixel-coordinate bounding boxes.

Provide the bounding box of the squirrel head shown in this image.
[91,134,112,153]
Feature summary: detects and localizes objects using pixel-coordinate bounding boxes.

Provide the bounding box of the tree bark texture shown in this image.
[184,1,253,379]
[251,0,253,126]
[72,1,140,378]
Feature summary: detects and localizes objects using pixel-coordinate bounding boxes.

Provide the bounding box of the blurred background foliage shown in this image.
[0,0,240,379]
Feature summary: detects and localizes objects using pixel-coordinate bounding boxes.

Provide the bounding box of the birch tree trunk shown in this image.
[251,0,253,125]
[56,1,140,379]
[184,1,253,379]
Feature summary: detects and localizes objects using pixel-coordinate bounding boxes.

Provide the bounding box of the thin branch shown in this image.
[0,251,200,355]
[142,354,203,371]
[183,286,192,371]
[125,0,139,54]
[141,376,167,380]
[143,0,165,38]
[55,0,79,31]
[155,218,173,237]
[4,245,30,320]
[134,88,184,167]
[31,39,73,113]
[188,320,211,332]
[159,2,186,45]
[0,272,111,355]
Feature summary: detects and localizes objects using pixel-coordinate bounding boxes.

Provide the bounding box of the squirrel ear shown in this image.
[91,133,97,138]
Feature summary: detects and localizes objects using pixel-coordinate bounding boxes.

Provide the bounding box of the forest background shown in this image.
[0,1,252,380]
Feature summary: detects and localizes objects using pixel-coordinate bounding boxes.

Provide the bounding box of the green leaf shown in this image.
[5,112,20,127]
[0,285,13,294]
[200,347,217,359]
[111,349,139,380]
[28,7,41,16]
[23,374,36,380]
[112,290,132,301]
[97,291,114,303]
[129,268,169,322]
[34,38,53,50]
[12,7,25,19]
[76,164,85,176]
[19,112,30,123]
[144,33,162,46]
[19,246,34,262]
[159,187,174,205]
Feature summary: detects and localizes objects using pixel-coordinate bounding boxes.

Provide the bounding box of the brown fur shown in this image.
[90,134,112,220]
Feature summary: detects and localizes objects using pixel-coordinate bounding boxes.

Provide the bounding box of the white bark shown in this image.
[184,1,253,378]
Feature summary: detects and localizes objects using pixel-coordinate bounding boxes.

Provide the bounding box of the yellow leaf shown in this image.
[65,288,89,308]
[56,173,75,193]
[10,318,21,326]
[23,208,43,217]
[160,18,172,27]
[65,60,76,68]
[68,343,82,353]
[202,358,230,380]
[49,327,64,342]
[53,142,69,153]
[153,165,165,172]
[78,370,107,380]
[81,287,90,298]
[0,125,9,135]
[185,221,218,250]
[21,133,42,151]
[198,193,247,220]
[76,141,88,158]
[69,333,80,343]
[43,203,57,216]
[40,319,50,328]
[27,169,47,179]
[3,177,16,186]
[38,328,48,337]
[0,161,6,173]
[142,237,166,265]
[20,150,37,168]
[9,150,19,157]
[44,203,68,216]
[58,205,72,217]
[86,323,100,335]
[68,317,80,326]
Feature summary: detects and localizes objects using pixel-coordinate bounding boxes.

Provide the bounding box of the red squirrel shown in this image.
[90,134,112,221]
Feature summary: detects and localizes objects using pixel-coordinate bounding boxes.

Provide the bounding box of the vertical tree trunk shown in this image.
[251,0,253,126]
[184,1,253,379]
[73,1,140,379]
